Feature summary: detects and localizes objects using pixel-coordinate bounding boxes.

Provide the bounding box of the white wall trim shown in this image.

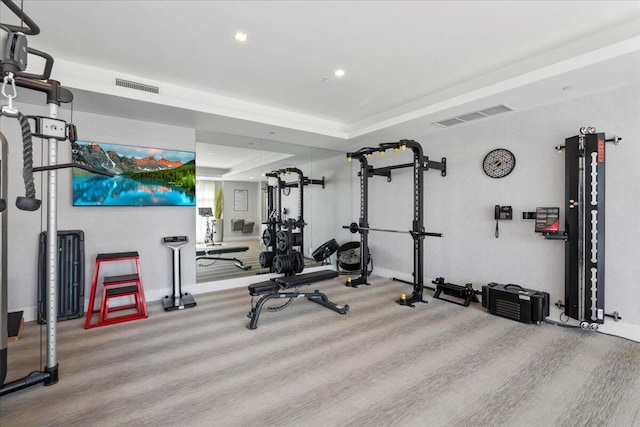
[372,267,639,343]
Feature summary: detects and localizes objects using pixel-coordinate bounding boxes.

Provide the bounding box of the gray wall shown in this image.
[360,84,640,327]
[1,104,196,319]
[3,84,638,333]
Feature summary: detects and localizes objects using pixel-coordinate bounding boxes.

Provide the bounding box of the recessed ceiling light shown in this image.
[234,32,248,42]
[334,69,345,78]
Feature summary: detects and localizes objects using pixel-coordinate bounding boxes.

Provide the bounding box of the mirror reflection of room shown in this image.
[194,133,345,284]
[196,179,262,283]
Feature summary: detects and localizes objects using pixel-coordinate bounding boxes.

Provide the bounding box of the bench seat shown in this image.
[273,270,339,289]
[248,280,279,296]
[246,270,347,329]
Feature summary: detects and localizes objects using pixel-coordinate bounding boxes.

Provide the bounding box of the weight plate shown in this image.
[259,251,274,268]
[262,229,274,247]
[312,238,340,261]
[337,241,362,271]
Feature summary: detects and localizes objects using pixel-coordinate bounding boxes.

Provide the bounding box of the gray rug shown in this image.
[2,276,639,426]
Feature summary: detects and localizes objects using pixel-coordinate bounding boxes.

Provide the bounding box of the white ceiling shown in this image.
[3,1,640,171]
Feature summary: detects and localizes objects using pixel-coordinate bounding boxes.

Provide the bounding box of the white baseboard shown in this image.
[191,264,333,294]
[372,267,640,342]
[20,265,639,343]
[597,320,640,342]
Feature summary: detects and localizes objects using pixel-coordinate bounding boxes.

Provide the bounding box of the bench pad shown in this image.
[248,280,279,296]
[207,246,249,255]
[274,270,339,289]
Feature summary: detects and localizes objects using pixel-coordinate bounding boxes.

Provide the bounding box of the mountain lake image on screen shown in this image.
[72,140,196,206]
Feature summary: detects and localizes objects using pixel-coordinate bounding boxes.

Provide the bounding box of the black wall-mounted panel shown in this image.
[38,230,84,323]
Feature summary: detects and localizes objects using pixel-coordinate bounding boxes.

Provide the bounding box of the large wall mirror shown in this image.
[194,131,351,284]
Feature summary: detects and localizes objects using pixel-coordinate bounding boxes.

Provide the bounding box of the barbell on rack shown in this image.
[343,222,443,238]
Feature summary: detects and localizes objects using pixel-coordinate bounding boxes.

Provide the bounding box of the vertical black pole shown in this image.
[346,153,370,287]
[564,135,580,320]
[398,139,426,306]
[584,133,605,323]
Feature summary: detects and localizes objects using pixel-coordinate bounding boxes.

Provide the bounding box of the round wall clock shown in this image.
[482,148,516,178]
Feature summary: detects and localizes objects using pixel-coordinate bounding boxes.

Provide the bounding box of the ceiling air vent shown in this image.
[433,104,514,128]
[479,105,513,116]
[433,118,465,128]
[456,112,486,122]
[115,78,159,94]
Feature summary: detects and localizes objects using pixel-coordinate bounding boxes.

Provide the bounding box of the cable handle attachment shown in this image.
[1,72,19,117]
[15,110,40,211]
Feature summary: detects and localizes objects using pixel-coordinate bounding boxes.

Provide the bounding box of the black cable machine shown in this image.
[0,0,113,395]
[0,0,64,395]
[0,1,112,395]
[344,139,446,307]
[542,127,621,328]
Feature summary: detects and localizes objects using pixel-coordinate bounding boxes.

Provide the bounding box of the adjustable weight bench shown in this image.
[196,246,251,271]
[247,270,349,329]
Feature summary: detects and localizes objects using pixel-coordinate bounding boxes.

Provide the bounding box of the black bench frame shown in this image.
[247,270,348,329]
[196,246,251,271]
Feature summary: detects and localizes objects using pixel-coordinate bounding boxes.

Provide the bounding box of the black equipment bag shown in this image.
[38,230,85,323]
[481,282,549,324]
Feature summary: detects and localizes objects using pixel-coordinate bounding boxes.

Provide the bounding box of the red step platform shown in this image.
[85,252,148,329]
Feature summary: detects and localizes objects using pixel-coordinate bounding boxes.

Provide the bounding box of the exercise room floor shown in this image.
[2,276,639,426]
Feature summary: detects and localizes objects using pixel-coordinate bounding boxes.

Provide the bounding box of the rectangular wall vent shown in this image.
[479,105,513,116]
[457,112,487,122]
[115,78,159,94]
[433,104,514,128]
[434,118,465,128]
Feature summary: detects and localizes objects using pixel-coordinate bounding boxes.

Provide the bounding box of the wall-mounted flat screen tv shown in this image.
[72,140,196,206]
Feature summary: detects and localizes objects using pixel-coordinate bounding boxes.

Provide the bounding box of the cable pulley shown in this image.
[343,222,442,238]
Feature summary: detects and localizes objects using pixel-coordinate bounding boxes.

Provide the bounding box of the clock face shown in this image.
[483,148,516,178]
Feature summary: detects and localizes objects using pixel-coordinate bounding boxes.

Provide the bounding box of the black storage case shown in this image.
[38,230,85,323]
[481,283,549,324]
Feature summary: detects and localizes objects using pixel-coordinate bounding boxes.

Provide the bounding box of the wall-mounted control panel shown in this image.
[535,207,560,233]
